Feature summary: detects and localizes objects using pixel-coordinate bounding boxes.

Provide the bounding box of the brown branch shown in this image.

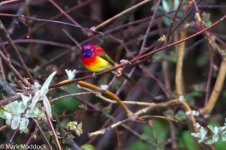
[89,98,199,137]
[175,30,186,96]
[0,94,20,105]
[200,57,226,115]
[52,79,133,117]
[76,80,133,117]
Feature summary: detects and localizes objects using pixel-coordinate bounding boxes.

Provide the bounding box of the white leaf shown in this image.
[221,131,226,141]
[6,118,12,126]
[162,0,170,12]
[21,94,32,104]
[19,117,29,131]
[30,90,41,109]
[2,111,12,120]
[40,71,56,96]
[11,115,21,130]
[9,101,20,115]
[174,0,180,11]
[34,82,41,91]
[100,85,108,90]
[42,96,52,118]
[65,69,77,80]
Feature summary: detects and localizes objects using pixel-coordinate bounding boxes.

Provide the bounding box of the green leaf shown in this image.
[0,110,12,120]
[153,52,164,62]
[0,109,4,119]
[123,140,149,150]
[168,51,177,63]
[175,110,186,121]
[81,144,95,150]
[142,119,168,142]
[185,91,201,105]
[25,107,42,118]
[52,96,80,114]
[163,17,172,26]
[66,84,79,93]
[66,121,83,136]
[216,140,226,150]
[102,107,111,115]
[179,130,199,150]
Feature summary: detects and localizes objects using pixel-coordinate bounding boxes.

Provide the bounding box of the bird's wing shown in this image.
[93,45,116,65]
[97,51,116,65]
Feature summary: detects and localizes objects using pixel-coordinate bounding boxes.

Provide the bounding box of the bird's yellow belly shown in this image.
[84,56,111,72]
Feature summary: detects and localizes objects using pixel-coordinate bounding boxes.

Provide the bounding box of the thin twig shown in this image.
[48,0,80,26]
[34,119,53,150]
[0,19,33,83]
[0,0,21,6]
[139,0,161,54]
[50,92,94,103]
[89,119,129,137]
[0,50,31,87]
[46,113,62,150]
[91,0,152,31]
[89,98,198,137]
[62,29,81,49]
[204,40,214,105]
[0,13,102,34]
[0,125,8,131]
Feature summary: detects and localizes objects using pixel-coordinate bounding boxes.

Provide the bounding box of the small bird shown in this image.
[80,44,115,72]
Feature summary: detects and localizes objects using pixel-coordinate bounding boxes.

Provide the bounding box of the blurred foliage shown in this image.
[179,130,199,150]
[125,119,168,150]
[52,84,80,114]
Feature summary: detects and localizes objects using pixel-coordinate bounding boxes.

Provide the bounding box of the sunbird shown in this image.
[80,44,116,72]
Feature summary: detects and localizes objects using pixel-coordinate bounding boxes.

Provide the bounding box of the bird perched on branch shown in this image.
[81,44,124,76]
[80,44,115,72]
